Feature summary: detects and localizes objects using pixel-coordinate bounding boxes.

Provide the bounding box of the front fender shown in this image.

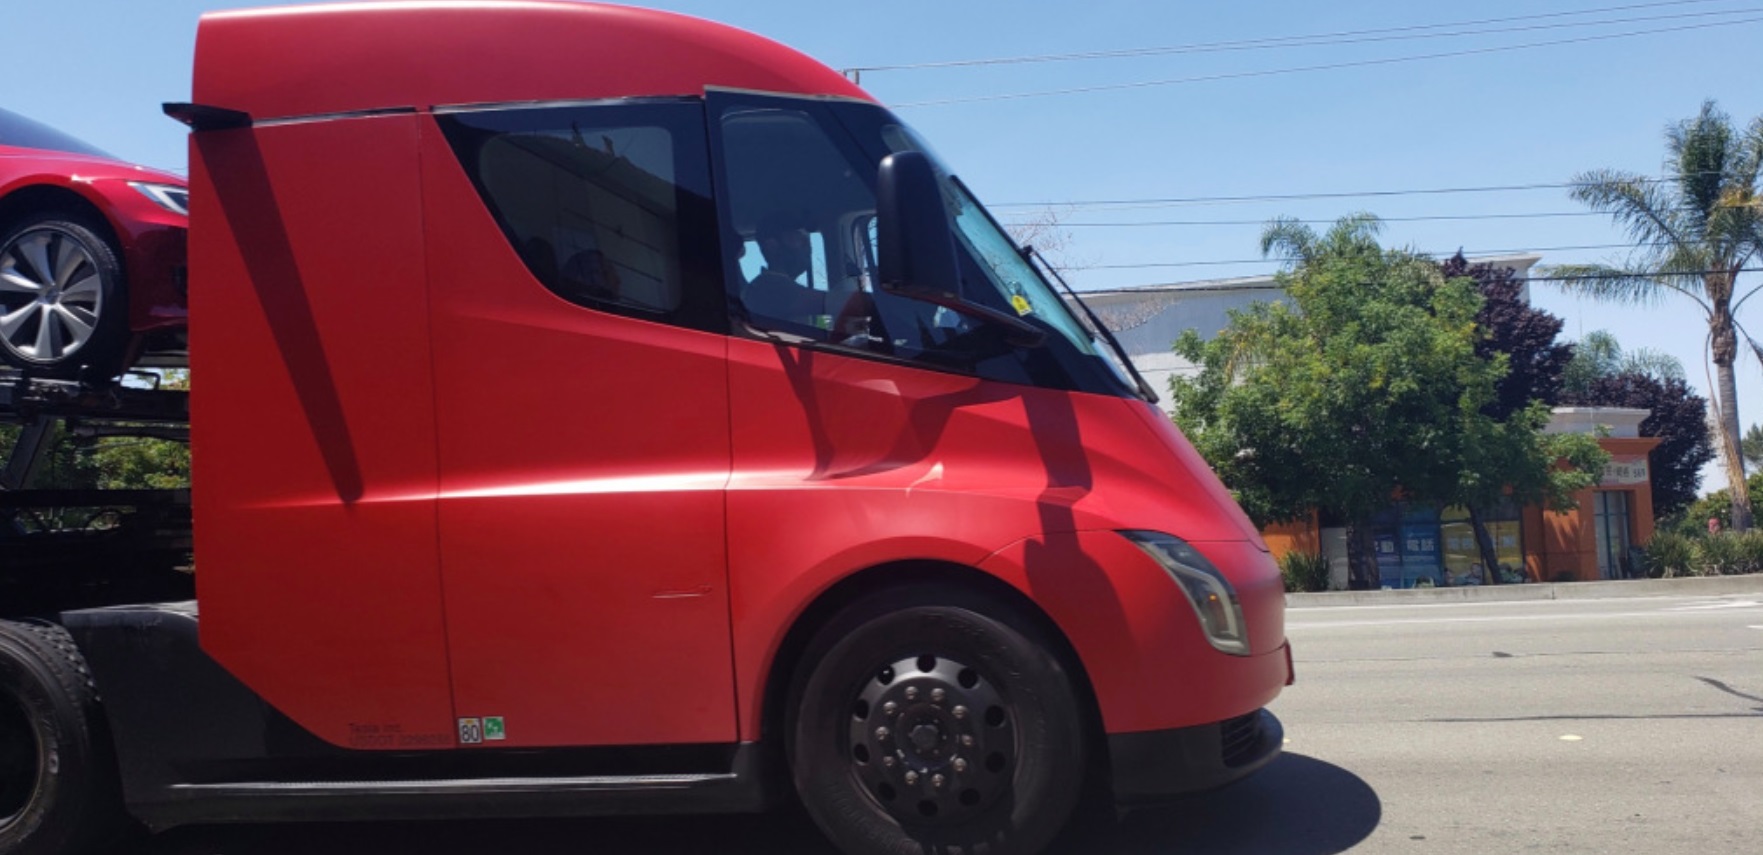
[978,530,1288,734]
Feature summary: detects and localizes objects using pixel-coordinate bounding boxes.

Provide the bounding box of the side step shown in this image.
[148,761,765,828]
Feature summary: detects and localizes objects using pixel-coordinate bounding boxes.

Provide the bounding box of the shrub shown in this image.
[1642,532,1696,578]
[1280,550,1332,593]
[1733,531,1763,576]
[1689,532,1763,576]
[1691,533,1739,576]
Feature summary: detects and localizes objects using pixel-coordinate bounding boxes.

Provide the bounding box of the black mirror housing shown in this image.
[875,151,1047,349]
[876,151,961,299]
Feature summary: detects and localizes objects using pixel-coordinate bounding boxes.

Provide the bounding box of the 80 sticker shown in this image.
[458,717,483,745]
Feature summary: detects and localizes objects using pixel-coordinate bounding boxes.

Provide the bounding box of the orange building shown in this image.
[1265,407,1660,588]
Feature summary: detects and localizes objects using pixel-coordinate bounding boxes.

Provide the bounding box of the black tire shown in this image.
[0,620,122,855]
[787,588,1088,855]
[0,212,129,380]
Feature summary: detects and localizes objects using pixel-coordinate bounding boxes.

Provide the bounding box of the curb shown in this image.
[1284,574,1763,608]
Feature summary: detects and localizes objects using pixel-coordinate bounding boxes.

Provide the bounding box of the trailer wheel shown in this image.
[787,589,1087,855]
[0,621,121,855]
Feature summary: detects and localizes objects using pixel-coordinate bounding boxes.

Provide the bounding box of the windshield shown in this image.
[0,109,111,158]
[714,94,1137,398]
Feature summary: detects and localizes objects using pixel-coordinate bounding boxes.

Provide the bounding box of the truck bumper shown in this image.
[1108,708,1283,805]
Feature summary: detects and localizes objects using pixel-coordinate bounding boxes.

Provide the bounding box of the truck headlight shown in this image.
[1121,530,1250,656]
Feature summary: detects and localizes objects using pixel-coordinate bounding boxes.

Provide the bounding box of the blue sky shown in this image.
[9,0,1760,493]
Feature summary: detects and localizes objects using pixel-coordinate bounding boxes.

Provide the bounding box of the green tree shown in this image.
[1559,330,1684,397]
[1549,101,1763,530]
[1674,471,1763,538]
[1743,423,1763,471]
[1170,215,1605,587]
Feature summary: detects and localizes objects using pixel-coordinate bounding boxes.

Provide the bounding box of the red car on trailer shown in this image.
[0,4,1291,855]
[0,109,187,379]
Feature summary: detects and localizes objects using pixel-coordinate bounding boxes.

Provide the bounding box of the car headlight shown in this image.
[130,181,189,217]
[1121,530,1250,656]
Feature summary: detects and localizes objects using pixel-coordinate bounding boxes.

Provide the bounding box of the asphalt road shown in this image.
[118,591,1763,855]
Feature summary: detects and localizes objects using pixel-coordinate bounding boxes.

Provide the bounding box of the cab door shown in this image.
[419,100,736,747]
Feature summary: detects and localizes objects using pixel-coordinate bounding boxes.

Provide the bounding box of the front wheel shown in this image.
[788,590,1088,855]
[0,214,129,379]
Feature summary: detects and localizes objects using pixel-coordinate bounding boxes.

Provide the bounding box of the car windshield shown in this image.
[0,108,111,158]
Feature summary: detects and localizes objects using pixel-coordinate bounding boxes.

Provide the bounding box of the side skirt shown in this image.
[59,603,772,830]
[142,749,769,828]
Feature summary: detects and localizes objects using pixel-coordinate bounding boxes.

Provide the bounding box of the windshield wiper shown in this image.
[1024,246,1159,404]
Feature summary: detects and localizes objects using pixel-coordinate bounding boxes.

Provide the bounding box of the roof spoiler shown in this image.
[163,102,252,132]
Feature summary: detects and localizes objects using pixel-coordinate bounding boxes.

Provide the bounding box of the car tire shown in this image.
[787,587,1088,855]
[0,213,129,380]
[0,620,123,855]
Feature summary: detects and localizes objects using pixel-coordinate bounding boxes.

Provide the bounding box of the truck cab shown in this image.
[0,5,1290,855]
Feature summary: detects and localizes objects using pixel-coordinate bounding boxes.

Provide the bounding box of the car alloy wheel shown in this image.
[0,225,107,364]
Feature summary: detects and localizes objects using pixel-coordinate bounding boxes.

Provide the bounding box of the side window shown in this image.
[438,101,722,329]
[737,231,829,297]
[715,101,976,354]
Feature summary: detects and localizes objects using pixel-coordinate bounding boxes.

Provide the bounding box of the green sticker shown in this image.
[483,716,506,741]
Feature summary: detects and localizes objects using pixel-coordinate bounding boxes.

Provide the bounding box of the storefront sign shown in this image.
[1603,454,1649,486]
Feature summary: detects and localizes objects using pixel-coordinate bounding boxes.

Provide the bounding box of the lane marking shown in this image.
[1559,734,1583,742]
[1665,600,1761,612]
[1290,608,1762,630]
[1289,593,1763,613]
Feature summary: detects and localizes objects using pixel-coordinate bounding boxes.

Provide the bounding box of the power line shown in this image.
[894,15,1763,108]
[848,0,1748,73]
[1527,267,1762,282]
[1007,211,1612,228]
[1061,263,1763,282]
[990,171,1737,209]
[1066,243,1702,270]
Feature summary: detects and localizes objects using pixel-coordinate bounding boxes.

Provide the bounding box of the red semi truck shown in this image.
[0,4,1292,854]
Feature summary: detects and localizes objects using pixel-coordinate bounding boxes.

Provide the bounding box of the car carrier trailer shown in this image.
[0,371,192,619]
[1,4,1292,855]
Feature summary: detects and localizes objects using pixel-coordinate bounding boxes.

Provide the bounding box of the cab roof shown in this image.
[193,1,874,122]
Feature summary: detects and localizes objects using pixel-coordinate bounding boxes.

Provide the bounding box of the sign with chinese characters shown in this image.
[1603,454,1649,486]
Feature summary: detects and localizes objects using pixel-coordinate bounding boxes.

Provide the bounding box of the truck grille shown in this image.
[1220,711,1264,768]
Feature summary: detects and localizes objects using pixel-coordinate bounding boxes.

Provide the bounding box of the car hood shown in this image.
[0,144,185,187]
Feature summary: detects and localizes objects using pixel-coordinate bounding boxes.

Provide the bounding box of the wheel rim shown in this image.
[0,227,106,363]
[0,693,43,828]
[847,653,1017,824]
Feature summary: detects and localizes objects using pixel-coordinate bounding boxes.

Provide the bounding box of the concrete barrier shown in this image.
[1284,574,1763,608]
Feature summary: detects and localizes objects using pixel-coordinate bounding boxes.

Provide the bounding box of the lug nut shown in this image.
[876,726,891,740]
[882,701,898,715]
[904,771,919,785]
[932,774,946,788]
[961,734,975,746]
[931,688,946,703]
[953,705,968,720]
[905,687,919,701]
[953,758,968,772]
[883,756,897,768]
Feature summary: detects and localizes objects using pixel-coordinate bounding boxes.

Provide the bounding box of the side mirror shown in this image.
[877,151,961,299]
[876,152,1046,349]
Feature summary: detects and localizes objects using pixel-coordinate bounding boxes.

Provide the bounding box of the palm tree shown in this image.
[1550,101,1763,530]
